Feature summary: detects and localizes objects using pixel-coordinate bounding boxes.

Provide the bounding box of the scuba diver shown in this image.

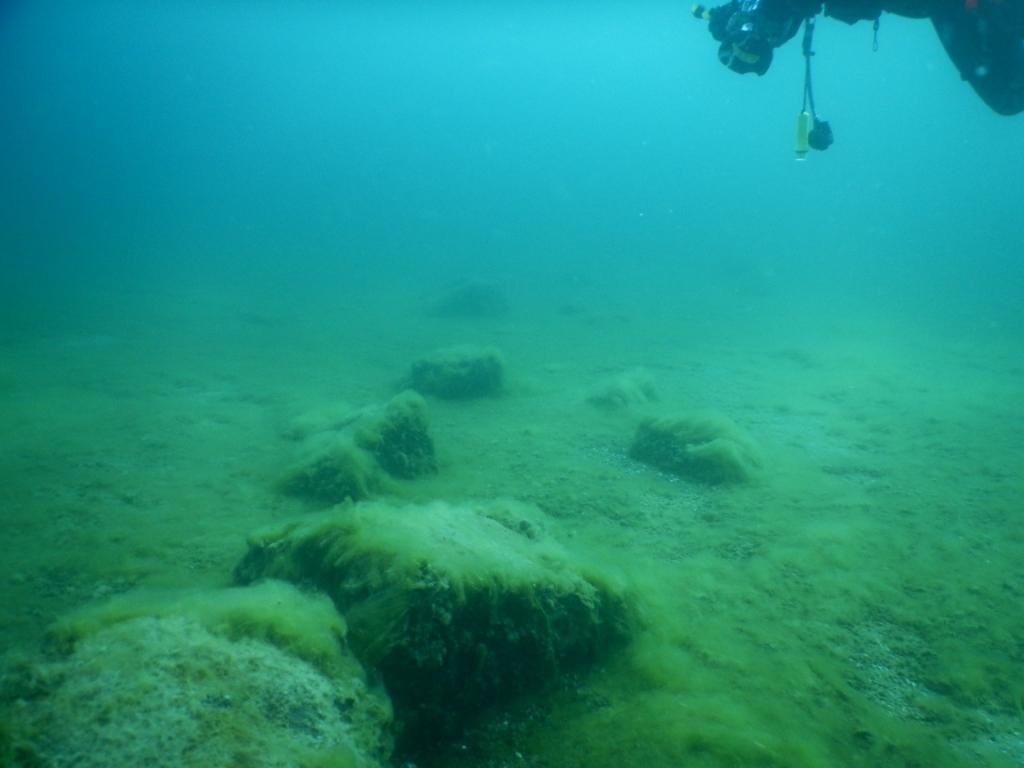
[694,0,1024,154]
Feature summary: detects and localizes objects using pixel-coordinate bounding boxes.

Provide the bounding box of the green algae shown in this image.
[279,391,436,504]
[354,390,436,478]
[630,410,763,484]
[234,499,634,759]
[408,345,506,399]
[11,616,391,768]
[2,276,1022,768]
[50,580,354,677]
[279,433,380,504]
[586,367,659,411]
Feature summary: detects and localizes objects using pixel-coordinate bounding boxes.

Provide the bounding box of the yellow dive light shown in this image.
[794,110,811,160]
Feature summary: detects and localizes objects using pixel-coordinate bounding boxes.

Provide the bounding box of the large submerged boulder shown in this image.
[234,499,633,758]
[630,410,762,484]
[3,581,392,768]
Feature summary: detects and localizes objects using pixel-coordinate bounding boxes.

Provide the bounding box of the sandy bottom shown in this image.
[2,274,1021,767]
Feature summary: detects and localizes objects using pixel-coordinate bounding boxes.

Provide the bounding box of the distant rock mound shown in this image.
[426,280,509,319]
[630,410,762,484]
[408,345,505,399]
[587,367,660,411]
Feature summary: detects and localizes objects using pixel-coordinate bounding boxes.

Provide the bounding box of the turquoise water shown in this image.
[1,2,1022,767]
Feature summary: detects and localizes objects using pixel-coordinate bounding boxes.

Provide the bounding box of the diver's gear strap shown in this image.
[801,17,817,118]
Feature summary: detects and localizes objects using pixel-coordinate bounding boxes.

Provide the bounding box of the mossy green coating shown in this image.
[630,410,762,484]
[234,499,634,759]
[355,390,436,479]
[279,392,436,504]
[4,258,1020,768]
[0,721,11,768]
[9,615,391,768]
[586,368,659,411]
[279,435,378,504]
[409,345,505,399]
[50,580,356,677]
[298,747,362,768]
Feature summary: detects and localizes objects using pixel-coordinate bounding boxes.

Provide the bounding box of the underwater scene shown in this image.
[1,1,1022,767]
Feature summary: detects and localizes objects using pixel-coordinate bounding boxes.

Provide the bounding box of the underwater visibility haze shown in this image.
[1,1,1022,767]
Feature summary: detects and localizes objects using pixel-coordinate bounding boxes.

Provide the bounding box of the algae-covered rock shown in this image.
[409,345,505,399]
[354,390,436,479]
[5,583,392,768]
[279,391,436,504]
[630,411,762,484]
[50,580,358,678]
[280,433,379,504]
[234,499,633,758]
[587,368,659,411]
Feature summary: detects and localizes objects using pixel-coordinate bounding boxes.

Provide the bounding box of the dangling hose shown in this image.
[795,15,833,157]
[801,16,818,122]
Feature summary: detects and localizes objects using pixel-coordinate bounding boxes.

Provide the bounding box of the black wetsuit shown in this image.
[705,0,1024,115]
